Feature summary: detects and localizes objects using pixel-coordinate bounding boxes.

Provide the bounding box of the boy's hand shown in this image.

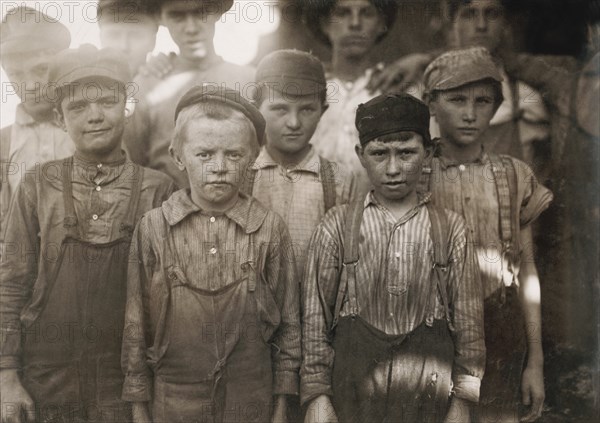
[138,53,174,79]
[132,402,151,423]
[0,369,34,423]
[304,395,338,423]
[366,53,432,94]
[520,365,545,422]
[443,397,471,423]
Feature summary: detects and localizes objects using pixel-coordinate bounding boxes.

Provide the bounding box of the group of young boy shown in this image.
[0,1,555,423]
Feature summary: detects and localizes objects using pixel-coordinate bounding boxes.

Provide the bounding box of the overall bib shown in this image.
[151,229,275,423]
[21,158,143,423]
[330,201,455,423]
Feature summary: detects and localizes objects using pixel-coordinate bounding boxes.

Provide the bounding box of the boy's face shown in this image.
[356,133,430,202]
[160,0,218,60]
[99,19,158,72]
[453,0,506,53]
[3,51,56,117]
[258,90,324,157]
[429,80,498,147]
[57,79,126,160]
[321,0,386,59]
[174,117,257,206]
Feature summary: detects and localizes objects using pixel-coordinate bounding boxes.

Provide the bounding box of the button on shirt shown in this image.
[301,192,485,405]
[252,147,356,277]
[0,154,176,369]
[122,189,301,401]
[426,144,553,299]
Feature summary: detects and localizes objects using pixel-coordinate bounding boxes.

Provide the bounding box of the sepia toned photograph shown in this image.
[0,1,598,422]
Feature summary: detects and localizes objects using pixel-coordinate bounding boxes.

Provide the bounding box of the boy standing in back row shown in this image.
[422,47,552,422]
[248,49,356,279]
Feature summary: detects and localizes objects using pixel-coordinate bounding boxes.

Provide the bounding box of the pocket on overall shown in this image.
[95,354,126,407]
[154,379,215,423]
[22,362,81,412]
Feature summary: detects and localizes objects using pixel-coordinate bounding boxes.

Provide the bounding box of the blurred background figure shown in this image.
[97,0,160,76]
[0,6,75,240]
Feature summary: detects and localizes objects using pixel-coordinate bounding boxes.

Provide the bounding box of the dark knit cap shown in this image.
[175,86,266,145]
[151,0,234,15]
[355,93,431,145]
[256,49,326,97]
[1,6,70,58]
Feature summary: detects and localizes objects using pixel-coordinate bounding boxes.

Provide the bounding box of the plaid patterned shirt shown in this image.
[301,192,485,405]
[251,147,356,278]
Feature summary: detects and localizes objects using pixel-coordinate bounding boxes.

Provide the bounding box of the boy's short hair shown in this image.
[97,0,158,26]
[152,0,234,15]
[253,49,327,107]
[424,47,504,105]
[304,0,398,46]
[444,0,510,19]
[356,93,431,147]
[171,101,259,155]
[373,131,434,150]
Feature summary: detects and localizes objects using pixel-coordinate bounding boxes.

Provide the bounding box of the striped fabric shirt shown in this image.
[426,145,553,299]
[301,192,485,405]
[122,189,301,401]
[252,146,356,278]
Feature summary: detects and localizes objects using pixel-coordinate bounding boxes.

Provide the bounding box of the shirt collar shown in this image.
[364,190,431,208]
[162,189,268,233]
[73,150,128,185]
[254,145,320,174]
[364,190,431,225]
[435,139,488,170]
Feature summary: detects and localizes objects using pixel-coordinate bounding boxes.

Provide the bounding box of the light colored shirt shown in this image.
[311,69,377,186]
[0,153,175,369]
[1,105,75,237]
[251,146,356,277]
[301,192,485,405]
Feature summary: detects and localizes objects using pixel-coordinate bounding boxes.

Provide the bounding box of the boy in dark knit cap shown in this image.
[122,86,301,423]
[301,93,485,423]
[423,47,552,423]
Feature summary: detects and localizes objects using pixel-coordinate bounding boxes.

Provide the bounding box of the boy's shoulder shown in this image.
[138,164,177,190]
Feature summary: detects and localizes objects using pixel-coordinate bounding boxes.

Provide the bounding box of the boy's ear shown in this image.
[124,98,135,119]
[169,145,186,171]
[355,143,367,169]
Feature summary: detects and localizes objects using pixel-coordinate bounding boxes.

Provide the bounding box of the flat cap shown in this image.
[424,47,503,93]
[355,93,431,145]
[256,50,326,97]
[48,45,131,99]
[0,7,70,58]
[175,86,266,145]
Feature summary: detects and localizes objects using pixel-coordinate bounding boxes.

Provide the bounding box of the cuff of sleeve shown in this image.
[452,374,481,403]
[300,380,334,407]
[121,374,152,402]
[0,355,21,370]
[273,370,299,396]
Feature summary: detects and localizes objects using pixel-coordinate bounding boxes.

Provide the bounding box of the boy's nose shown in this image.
[386,156,402,176]
[87,103,104,122]
[184,15,200,34]
[286,113,301,129]
[349,10,362,29]
[476,11,488,31]
[463,103,476,122]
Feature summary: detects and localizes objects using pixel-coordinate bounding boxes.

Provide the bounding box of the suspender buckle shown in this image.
[432,262,448,272]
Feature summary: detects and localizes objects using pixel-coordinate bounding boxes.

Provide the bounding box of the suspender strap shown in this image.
[488,154,515,247]
[61,157,80,238]
[240,166,258,197]
[120,165,144,235]
[331,198,364,326]
[426,203,454,330]
[0,126,11,186]
[319,156,337,213]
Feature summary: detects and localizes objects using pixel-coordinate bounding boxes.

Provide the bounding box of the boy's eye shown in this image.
[227,152,243,160]
[476,97,494,104]
[195,152,211,159]
[448,96,465,103]
[301,107,315,113]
